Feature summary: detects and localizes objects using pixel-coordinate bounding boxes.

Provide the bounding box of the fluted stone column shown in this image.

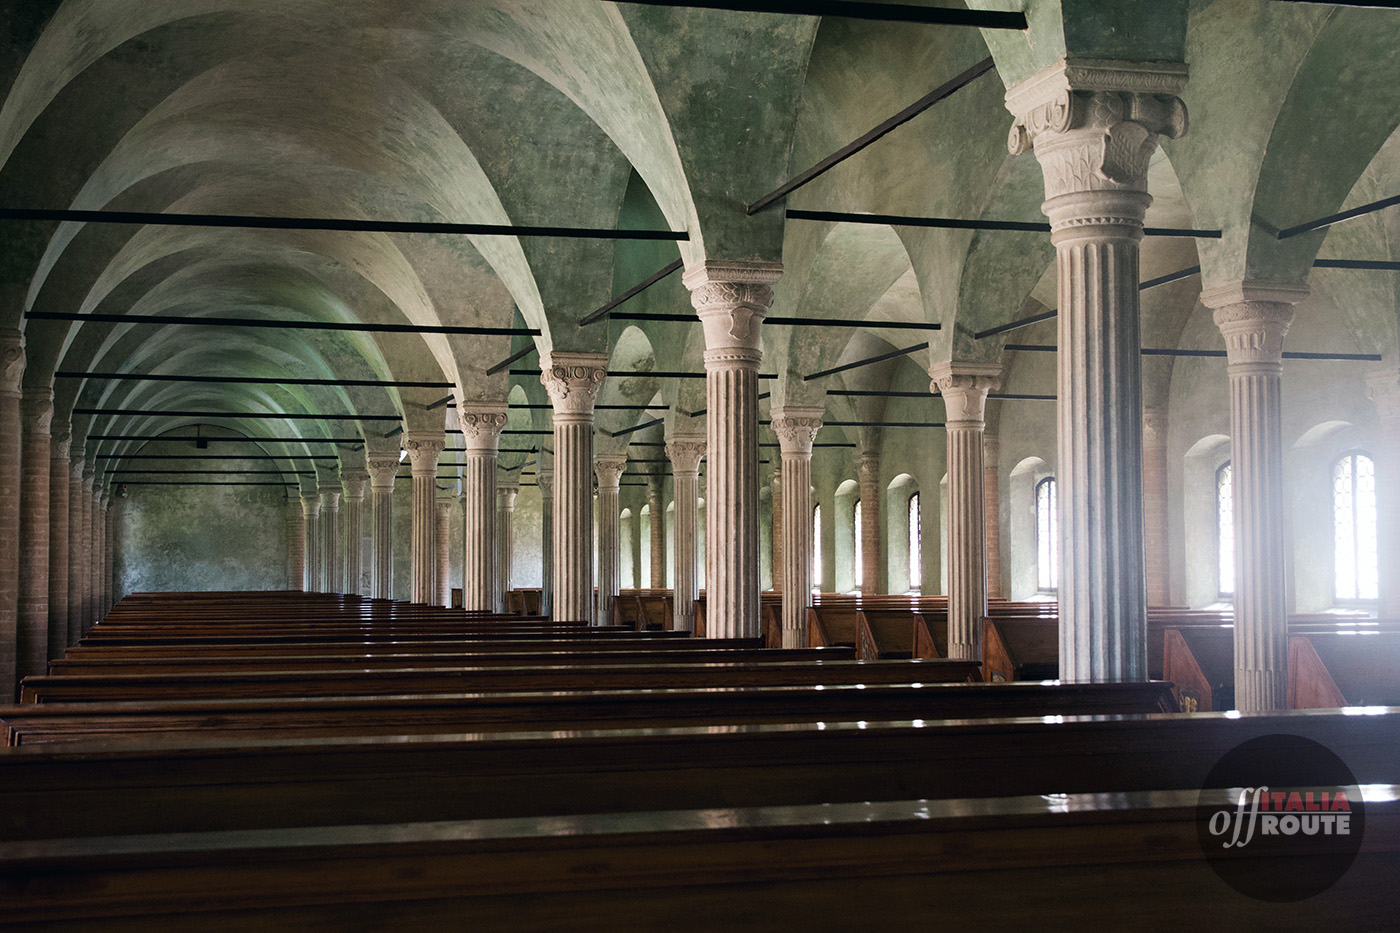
[1007,59,1187,682]
[404,433,447,606]
[684,262,781,639]
[319,486,340,594]
[341,469,367,596]
[982,435,1003,600]
[48,432,70,656]
[1142,407,1171,606]
[91,488,104,623]
[773,410,823,648]
[1368,370,1400,618]
[366,455,398,599]
[301,489,321,593]
[667,434,705,633]
[458,404,507,611]
[287,497,305,592]
[79,471,93,631]
[1205,287,1305,711]
[931,365,999,660]
[538,466,554,617]
[593,456,627,624]
[436,498,452,608]
[540,352,607,625]
[771,467,783,592]
[18,389,52,682]
[0,331,24,696]
[647,474,666,589]
[859,452,882,595]
[497,481,519,611]
[67,457,85,645]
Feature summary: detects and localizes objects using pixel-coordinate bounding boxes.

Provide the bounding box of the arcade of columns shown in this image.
[2,59,1390,715]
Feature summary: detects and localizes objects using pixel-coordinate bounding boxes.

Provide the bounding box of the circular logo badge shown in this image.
[1196,734,1366,902]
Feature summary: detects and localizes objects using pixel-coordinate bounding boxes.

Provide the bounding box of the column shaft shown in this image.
[773,412,822,648]
[79,476,93,632]
[859,453,882,595]
[18,390,52,683]
[320,489,340,594]
[1208,295,1300,712]
[366,456,397,600]
[287,500,305,592]
[497,484,518,611]
[648,476,666,589]
[538,468,554,618]
[541,353,607,625]
[457,405,506,611]
[1368,372,1400,617]
[667,436,705,633]
[982,436,1002,600]
[66,460,84,645]
[341,472,366,597]
[436,500,452,608]
[301,492,321,593]
[1142,408,1171,606]
[48,436,70,657]
[771,468,783,592]
[0,331,24,697]
[594,458,626,624]
[405,434,446,605]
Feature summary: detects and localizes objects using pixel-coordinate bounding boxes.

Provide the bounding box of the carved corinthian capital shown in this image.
[540,351,608,419]
[683,260,782,356]
[1006,59,1188,199]
[666,433,706,474]
[456,400,509,452]
[593,455,627,488]
[340,468,369,501]
[1200,282,1307,368]
[929,362,1002,425]
[366,455,399,490]
[51,430,72,460]
[403,433,446,475]
[0,329,24,398]
[771,407,826,456]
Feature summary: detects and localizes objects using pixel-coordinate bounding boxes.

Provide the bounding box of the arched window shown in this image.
[853,500,863,591]
[907,493,922,592]
[812,504,823,594]
[1217,463,1234,596]
[1334,452,1379,601]
[1035,477,1057,592]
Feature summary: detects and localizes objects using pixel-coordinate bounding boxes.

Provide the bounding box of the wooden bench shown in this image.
[3,785,1394,930]
[1290,632,1400,708]
[1,680,1179,746]
[18,657,983,704]
[806,605,859,648]
[0,708,1389,842]
[856,610,920,660]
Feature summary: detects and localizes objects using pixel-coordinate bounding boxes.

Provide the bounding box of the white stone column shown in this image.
[404,433,447,606]
[0,331,24,695]
[540,352,607,625]
[48,431,70,655]
[982,434,1003,600]
[1007,59,1187,682]
[341,468,367,596]
[18,389,52,683]
[684,262,781,639]
[931,365,999,660]
[1368,370,1400,618]
[497,480,519,611]
[666,434,705,633]
[286,496,305,592]
[859,451,883,595]
[319,485,340,594]
[771,467,783,593]
[771,410,822,647]
[593,456,627,624]
[538,466,554,617]
[458,404,507,611]
[1142,407,1171,606]
[366,455,398,599]
[647,474,666,589]
[436,497,452,608]
[300,489,321,593]
[1205,288,1305,712]
[67,457,84,645]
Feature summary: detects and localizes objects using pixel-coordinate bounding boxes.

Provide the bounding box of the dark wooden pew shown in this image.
[1290,632,1400,708]
[856,610,922,660]
[19,657,983,704]
[806,605,859,648]
[1,680,1178,746]
[3,785,1394,931]
[59,635,760,660]
[0,708,1389,841]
